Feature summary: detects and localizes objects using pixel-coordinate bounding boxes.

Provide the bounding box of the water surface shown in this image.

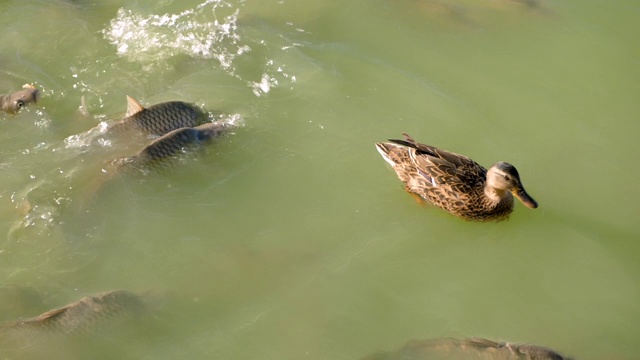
[0,0,638,359]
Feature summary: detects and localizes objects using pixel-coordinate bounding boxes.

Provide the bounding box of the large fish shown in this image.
[74,120,237,210]
[362,337,571,360]
[109,95,210,137]
[111,120,235,171]
[0,84,39,113]
[65,95,218,151]
[0,290,148,338]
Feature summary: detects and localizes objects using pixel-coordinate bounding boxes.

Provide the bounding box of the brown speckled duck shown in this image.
[375,133,538,221]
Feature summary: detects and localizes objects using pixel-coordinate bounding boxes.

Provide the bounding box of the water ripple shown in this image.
[103,0,244,73]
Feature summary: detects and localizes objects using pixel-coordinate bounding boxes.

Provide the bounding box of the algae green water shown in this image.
[0,0,638,359]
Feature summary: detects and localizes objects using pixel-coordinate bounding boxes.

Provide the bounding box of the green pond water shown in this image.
[0,0,638,359]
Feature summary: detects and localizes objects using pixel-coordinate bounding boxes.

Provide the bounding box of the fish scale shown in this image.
[363,337,571,360]
[110,99,209,137]
[114,121,233,171]
[0,290,147,337]
[73,101,237,208]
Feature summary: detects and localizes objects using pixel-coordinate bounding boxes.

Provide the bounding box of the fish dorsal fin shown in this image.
[125,95,145,117]
[33,306,68,324]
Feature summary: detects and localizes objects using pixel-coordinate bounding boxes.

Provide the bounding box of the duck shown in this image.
[375,133,538,221]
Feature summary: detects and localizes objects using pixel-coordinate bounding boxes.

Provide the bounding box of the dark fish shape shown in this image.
[0,84,40,113]
[363,338,572,360]
[111,121,234,171]
[74,120,236,210]
[0,290,147,337]
[108,95,210,136]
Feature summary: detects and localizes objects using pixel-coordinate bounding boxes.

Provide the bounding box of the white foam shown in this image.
[251,73,278,97]
[64,121,110,149]
[103,0,243,71]
[102,0,304,98]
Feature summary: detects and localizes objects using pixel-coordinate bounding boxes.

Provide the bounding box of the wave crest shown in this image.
[103,0,245,72]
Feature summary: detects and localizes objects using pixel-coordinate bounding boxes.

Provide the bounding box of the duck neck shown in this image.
[484,186,511,208]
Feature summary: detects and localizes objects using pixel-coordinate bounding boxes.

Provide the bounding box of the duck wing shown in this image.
[388,133,487,193]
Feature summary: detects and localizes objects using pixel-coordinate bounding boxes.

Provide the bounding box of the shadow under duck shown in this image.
[375,133,538,221]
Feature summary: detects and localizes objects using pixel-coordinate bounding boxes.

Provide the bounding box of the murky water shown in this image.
[1,0,638,359]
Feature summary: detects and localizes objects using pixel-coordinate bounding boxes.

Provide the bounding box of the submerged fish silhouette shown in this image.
[363,337,571,360]
[111,121,234,171]
[0,290,147,337]
[109,95,210,137]
[74,119,237,210]
[0,84,40,113]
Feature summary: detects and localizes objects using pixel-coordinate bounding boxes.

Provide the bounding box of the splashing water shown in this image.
[251,73,279,97]
[64,121,111,149]
[101,0,301,97]
[103,0,245,73]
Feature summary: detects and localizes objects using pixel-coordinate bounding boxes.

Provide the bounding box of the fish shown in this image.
[108,95,210,137]
[0,290,148,338]
[65,95,219,150]
[73,119,237,211]
[0,84,40,113]
[111,120,235,171]
[362,338,571,360]
[0,289,167,358]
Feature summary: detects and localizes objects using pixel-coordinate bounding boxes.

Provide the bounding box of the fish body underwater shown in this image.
[362,337,571,360]
[0,85,40,113]
[65,95,215,149]
[74,119,237,211]
[0,290,161,357]
[109,96,210,137]
[112,121,235,171]
[0,290,147,338]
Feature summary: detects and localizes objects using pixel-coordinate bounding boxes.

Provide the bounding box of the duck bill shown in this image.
[513,187,538,209]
